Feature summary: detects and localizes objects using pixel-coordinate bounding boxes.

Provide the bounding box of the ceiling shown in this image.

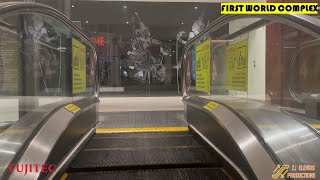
[70,1,221,40]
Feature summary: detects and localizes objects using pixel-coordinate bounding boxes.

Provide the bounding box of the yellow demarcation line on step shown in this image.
[311,124,320,129]
[96,127,189,134]
[0,129,27,134]
[60,173,68,180]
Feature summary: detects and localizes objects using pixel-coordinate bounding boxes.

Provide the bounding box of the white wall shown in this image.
[0,99,18,122]
[248,27,266,101]
[228,18,266,101]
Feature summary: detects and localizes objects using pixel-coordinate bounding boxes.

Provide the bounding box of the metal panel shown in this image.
[7,98,99,180]
[39,106,98,179]
[184,96,276,180]
[8,108,74,180]
[47,127,95,180]
[0,100,69,178]
[213,96,320,176]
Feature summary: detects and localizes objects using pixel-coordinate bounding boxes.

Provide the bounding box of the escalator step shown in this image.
[70,146,220,170]
[70,132,221,170]
[67,168,230,180]
[86,133,203,149]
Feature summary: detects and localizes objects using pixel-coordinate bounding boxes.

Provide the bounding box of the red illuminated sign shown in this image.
[91,37,105,47]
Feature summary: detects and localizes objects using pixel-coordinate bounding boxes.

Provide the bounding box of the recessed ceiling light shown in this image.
[181,22,184,25]
[85,20,89,23]
[126,21,129,24]
[123,5,127,9]
[71,5,75,8]
[194,7,198,10]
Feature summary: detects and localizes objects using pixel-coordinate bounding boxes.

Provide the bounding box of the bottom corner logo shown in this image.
[272,164,289,179]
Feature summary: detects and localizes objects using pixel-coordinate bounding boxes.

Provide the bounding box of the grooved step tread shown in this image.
[66,168,230,180]
[70,146,220,169]
[69,131,222,173]
[86,134,202,149]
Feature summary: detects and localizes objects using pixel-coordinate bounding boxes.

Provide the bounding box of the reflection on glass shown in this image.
[67,1,220,96]
[0,10,97,177]
[127,12,168,85]
[185,17,320,118]
[0,12,96,124]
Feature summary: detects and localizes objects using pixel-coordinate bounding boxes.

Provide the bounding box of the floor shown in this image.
[96,111,187,129]
[98,96,184,112]
[96,96,186,129]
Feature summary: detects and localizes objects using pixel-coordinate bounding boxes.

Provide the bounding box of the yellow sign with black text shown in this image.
[221,3,318,14]
[196,39,211,93]
[203,101,219,111]
[64,104,81,113]
[226,39,248,91]
[72,38,86,94]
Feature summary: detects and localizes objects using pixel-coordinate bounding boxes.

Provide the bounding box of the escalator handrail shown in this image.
[182,14,320,97]
[0,2,99,178]
[0,2,99,97]
[287,39,320,104]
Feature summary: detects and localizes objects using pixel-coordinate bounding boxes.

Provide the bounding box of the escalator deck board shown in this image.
[70,132,221,170]
[67,168,230,180]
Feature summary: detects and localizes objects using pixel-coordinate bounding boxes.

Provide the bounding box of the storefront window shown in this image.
[32,0,220,96]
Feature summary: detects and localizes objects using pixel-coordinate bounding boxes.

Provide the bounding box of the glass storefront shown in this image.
[27,0,220,96]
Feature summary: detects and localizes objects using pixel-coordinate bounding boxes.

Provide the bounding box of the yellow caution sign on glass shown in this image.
[226,39,248,91]
[196,39,211,93]
[203,101,219,111]
[64,104,81,113]
[72,38,87,94]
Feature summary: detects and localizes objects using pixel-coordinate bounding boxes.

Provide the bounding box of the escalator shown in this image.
[1,2,320,180]
[65,131,231,179]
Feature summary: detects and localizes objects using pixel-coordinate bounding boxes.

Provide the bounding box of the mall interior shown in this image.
[0,0,320,179]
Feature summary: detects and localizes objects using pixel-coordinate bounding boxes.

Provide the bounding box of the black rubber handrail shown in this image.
[287,39,320,103]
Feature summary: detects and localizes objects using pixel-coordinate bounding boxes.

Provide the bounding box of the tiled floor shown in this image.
[98,96,184,112]
[96,96,186,129]
[97,110,186,129]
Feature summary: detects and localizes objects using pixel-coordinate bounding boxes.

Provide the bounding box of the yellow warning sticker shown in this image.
[203,101,219,111]
[64,104,81,113]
